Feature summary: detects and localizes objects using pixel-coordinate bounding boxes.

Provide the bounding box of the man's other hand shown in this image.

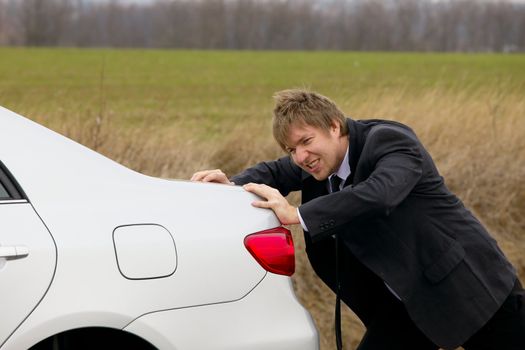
[190,169,234,185]
[243,183,299,226]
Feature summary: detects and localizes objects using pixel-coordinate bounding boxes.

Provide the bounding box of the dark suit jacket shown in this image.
[231,118,516,349]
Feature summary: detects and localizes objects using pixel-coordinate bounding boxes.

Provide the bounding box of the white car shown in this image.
[0,106,318,350]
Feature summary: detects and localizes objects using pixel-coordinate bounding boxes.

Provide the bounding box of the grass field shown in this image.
[1,48,524,133]
[1,48,524,349]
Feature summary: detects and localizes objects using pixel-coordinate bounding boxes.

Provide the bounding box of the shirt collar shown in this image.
[329,146,351,184]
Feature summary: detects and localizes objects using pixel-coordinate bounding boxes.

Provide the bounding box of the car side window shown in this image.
[0,161,25,201]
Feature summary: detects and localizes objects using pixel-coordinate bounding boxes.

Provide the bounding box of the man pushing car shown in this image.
[191,89,525,350]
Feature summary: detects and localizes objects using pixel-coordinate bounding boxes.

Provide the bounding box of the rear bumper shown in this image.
[124,273,319,350]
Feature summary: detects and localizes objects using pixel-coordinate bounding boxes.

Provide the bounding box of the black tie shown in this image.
[330,175,344,350]
[330,175,342,193]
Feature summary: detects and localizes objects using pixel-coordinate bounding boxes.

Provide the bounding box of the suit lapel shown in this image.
[344,118,360,187]
[344,118,371,188]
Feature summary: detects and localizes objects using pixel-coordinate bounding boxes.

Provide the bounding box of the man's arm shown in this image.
[230,156,303,197]
[300,126,424,242]
[192,156,303,197]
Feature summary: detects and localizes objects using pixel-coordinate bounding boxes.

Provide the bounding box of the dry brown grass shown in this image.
[45,88,524,350]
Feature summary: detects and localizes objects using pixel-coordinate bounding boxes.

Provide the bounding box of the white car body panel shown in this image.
[125,274,319,350]
[0,106,319,349]
[0,203,56,345]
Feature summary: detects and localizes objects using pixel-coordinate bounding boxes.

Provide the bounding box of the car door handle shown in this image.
[0,245,29,259]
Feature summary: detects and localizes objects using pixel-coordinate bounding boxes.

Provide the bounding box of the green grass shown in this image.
[1,48,524,139]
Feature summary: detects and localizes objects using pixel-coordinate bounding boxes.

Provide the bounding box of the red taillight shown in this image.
[244,227,295,276]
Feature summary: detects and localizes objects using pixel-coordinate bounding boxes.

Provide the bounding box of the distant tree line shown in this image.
[0,0,524,52]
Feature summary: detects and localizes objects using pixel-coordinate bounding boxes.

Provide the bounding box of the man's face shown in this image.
[284,121,348,181]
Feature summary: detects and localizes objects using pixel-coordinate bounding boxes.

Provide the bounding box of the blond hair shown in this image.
[272,89,348,150]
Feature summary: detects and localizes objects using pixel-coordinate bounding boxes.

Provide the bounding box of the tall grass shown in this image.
[3,48,523,349]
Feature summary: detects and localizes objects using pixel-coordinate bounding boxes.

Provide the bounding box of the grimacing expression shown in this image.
[284,121,348,181]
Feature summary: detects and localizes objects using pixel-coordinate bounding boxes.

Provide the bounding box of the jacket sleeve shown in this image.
[230,156,303,196]
[299,125,424,242]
